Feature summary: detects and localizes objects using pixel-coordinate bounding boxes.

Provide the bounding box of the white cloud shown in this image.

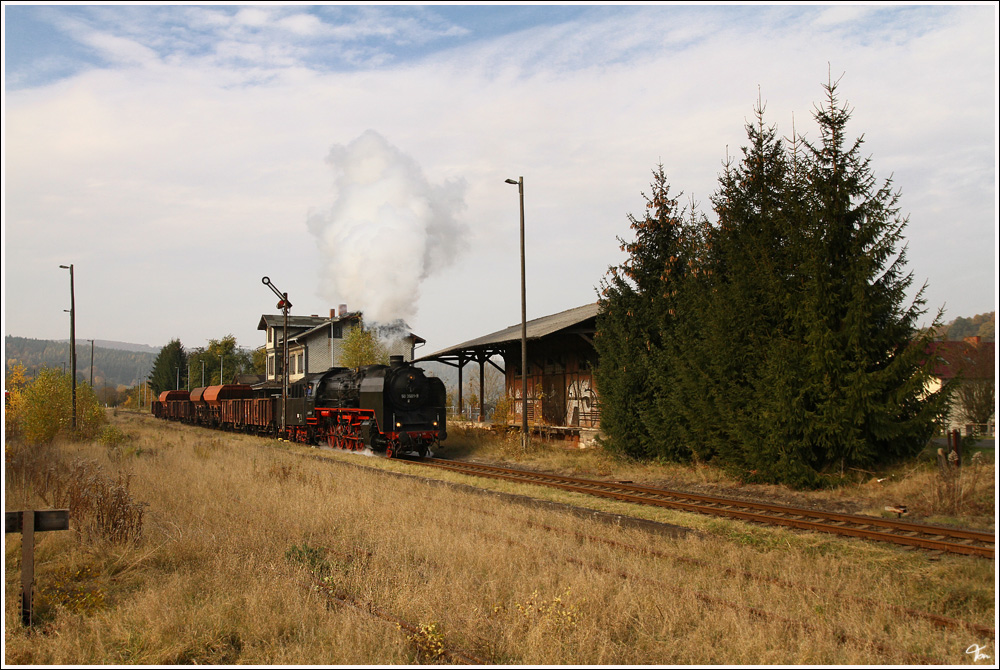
[75,28,160,66]
[276,12,326,37]
[234,7,272,29]
[812,5,875,28]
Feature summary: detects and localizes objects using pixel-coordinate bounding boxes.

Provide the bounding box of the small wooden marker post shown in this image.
[5,509,70,626]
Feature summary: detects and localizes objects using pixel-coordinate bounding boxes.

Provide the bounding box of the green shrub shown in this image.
[5,366,106,445]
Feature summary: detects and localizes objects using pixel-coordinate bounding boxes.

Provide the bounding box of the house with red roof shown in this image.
[925,336,995,436]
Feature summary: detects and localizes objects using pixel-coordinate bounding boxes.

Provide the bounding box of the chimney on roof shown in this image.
[339,304,348,317]
[330,308,336,319]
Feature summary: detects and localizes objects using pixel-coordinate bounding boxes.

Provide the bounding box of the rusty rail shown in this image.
[412,458,995,558]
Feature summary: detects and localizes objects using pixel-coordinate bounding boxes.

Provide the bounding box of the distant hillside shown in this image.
[5,336,158,389]
[89,339,161,354]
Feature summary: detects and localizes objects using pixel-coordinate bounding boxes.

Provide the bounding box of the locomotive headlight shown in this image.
[396,422,402,428]
[433,421,438,426]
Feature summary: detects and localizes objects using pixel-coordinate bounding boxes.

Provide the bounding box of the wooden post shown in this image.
[5,509,71,627]
[479,358,485,423]
[21,510,34,626]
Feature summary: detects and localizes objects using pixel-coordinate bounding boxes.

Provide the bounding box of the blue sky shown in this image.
[3,3,997,357]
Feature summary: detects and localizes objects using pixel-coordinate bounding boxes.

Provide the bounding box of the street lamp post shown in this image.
[504,176,529,451]
[59,264,77,430]
[89,339,95,387]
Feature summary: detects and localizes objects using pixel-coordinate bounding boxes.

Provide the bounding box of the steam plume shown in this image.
[307,130,467,331]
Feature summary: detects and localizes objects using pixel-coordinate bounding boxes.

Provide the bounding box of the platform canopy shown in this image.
[415,302,598,370]
[415,303,598,422]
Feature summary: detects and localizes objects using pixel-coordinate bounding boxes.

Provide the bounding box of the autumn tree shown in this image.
[952,340,995,428]
[188,334,254,387]
[6,366,105,444]
[252,346,267,376]
[340,323,389,368]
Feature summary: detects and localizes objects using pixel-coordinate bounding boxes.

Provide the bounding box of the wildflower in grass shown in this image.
[402,622,446,662]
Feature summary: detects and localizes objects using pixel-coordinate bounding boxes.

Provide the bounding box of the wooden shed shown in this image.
[416,303,600,440]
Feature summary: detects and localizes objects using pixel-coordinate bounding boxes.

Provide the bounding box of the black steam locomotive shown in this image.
[152,355,446,458]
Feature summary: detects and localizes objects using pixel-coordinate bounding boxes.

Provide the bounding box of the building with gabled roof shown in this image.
[925,335,995,435]
[417,303,600,442]
[257,306,425,389]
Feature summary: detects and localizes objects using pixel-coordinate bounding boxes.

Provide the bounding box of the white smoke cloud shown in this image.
[307,130,468,330]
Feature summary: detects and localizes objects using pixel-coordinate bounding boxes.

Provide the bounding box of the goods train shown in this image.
[152,355,446,458]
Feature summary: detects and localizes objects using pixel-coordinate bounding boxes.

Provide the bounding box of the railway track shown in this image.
[410,457,995,558]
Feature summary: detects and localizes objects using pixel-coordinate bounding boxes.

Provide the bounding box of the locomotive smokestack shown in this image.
[390,355,404,368]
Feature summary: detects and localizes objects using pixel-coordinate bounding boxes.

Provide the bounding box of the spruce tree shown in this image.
[599,80,948,485]
[148,339,187,394]
[595,165,688,459]
[674,101,815,480]
[792,78,948,473]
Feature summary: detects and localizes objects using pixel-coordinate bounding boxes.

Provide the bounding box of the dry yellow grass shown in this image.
[4,411,995,665]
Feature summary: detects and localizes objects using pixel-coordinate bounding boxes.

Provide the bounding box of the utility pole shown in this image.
[59,264,77,430]
[504,176,529,450]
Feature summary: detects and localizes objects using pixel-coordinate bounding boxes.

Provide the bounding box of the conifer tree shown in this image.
[148,339,187,394]
[596,165,688,459]
[600,79,948,486]
[680,101,803,474]
[792,78,948,473]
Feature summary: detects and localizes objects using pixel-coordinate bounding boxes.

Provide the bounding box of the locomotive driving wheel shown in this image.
[384,435,401,459]
[325,421,344,450]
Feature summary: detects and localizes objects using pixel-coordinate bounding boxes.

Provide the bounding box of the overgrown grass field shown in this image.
[4,412,995,664]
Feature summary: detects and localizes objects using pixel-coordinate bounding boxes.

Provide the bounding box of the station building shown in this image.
[417,303,600,445]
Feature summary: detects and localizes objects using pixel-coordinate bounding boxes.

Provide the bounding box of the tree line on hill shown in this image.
[939,312,994,342]
[4,336,156,390]
[595,78,954,488]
